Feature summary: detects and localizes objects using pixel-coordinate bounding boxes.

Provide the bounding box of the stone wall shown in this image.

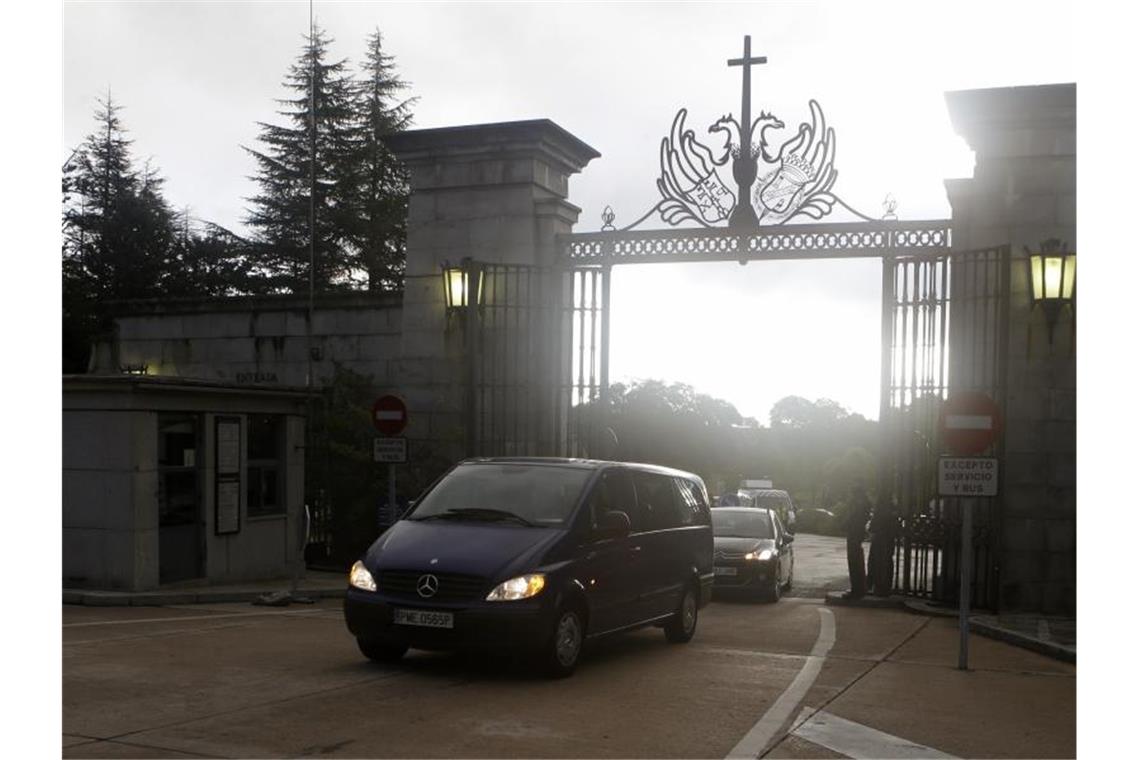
[91,291,403,391]
[945,83,1076,613]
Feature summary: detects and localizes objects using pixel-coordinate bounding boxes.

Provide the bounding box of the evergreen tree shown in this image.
[163,210,255,297]
[62,97,175,370]
[344,29,415,291]
[244,25,359,293]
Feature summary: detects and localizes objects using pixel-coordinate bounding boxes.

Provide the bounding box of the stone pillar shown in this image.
[385,120,599,466]
[944,84,1076,613]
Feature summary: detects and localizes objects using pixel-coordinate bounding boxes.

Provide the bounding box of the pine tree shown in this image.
[62,97,175,370]
[163,210,254,298]
[244,25,359,293]
[344,29,416,291]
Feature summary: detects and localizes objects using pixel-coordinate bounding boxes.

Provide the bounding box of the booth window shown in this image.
[247,414,284,517]
[158,414,199,527]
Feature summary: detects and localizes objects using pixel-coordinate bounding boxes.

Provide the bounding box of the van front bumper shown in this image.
[344,588,556,652]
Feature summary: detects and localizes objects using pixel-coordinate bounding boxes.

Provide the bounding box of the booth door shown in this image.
[158,414,203,583]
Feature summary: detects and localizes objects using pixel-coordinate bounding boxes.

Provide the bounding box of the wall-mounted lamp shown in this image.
[441,258,483,318]
[1025,239,1076,346]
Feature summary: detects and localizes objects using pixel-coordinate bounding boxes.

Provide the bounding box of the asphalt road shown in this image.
[63,565,1075,759]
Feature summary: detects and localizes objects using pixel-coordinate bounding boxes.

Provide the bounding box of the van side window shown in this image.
[632,471,685,531]
[588,469,637,530]
[672,477,704,526]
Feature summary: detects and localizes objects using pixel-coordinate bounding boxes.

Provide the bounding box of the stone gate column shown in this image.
[385,120,599,465]
[944,84,1076,614]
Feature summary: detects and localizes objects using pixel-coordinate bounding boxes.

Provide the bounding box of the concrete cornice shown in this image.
[385,119,601,175]
[946,83,1076,155]
[63,374,311,399]
[108,290,404,317]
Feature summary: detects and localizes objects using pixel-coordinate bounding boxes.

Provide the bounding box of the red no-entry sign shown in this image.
[939,391,1002,456]
[372,395,408,436]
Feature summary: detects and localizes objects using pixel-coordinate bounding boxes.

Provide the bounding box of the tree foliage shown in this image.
[243,25,414,293]
[62,27,417,369]
[344,29,416,291]
[588,386,878,517]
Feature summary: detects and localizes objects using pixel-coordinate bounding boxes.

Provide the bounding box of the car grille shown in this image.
[714,550,745,561]
[378,570,489,602]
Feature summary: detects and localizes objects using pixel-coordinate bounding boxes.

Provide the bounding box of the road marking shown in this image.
[724,606,835,759]
[63,608,329,628]
[791,708,958,759]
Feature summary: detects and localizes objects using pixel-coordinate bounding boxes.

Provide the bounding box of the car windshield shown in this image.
[711,510,773,539]
[409,463,592,527]
[756,494,786,511]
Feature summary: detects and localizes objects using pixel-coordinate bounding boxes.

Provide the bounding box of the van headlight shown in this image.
[744,549,774,562]
[486,573,546,601]
[349,560,377,592]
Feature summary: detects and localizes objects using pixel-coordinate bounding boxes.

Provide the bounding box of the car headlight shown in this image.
[744,549,774,562]
[485,573,546,601]
[349,560,377,592]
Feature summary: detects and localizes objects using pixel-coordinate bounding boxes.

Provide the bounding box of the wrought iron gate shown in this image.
[882,245,1010,609]
[467,262,608,459]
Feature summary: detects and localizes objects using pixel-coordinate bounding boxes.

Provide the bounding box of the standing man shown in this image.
[866,501,897,596]
[844,482,871,599]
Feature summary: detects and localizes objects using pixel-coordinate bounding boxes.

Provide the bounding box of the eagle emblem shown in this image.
[654,99,839,228]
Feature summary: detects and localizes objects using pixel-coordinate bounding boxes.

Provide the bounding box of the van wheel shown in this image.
[783,562,794,591]
[357,638,407,663]
[540,606,584,678]
[664,583,698,643]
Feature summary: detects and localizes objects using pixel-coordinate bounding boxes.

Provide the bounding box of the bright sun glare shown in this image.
[608,259,883,424]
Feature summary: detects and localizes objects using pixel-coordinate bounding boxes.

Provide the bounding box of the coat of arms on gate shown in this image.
[613,36,875,232]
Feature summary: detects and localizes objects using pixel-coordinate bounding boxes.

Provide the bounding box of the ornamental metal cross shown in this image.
[727,35,767,228]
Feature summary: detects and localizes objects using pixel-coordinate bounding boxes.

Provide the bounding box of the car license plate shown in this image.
[393,608,454,629]
[714,566,737,576]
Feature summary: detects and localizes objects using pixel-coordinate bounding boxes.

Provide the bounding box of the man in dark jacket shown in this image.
[844,483,871,599]
[866,502,897,596]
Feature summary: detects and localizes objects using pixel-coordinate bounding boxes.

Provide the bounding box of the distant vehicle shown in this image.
[739,488,798,532]
[796,507,837,535]
[344,457,714,677]
[710,507,794,601]
[715,492,746,507]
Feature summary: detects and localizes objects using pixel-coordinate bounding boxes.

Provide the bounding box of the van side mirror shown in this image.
[784,534,795,545]
[595,510,631,540]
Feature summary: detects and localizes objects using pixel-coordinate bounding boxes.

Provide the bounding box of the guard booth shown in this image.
[62,375,308,591]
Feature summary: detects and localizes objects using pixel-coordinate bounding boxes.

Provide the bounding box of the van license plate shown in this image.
[393,608,454,629]
[714,566,737,576]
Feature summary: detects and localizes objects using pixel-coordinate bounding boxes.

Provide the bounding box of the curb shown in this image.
[63,587,347,607]
[968,619,1076,664]
[828,594,1075,664]
[823,591,906,609]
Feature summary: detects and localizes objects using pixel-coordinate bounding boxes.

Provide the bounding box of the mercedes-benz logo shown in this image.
[416,574,439,598]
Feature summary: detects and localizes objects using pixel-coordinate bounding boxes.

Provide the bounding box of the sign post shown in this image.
[372,395,409,529]
[938,392,1002,672]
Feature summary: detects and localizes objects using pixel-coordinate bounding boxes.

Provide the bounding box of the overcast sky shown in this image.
[62,0,1077,422]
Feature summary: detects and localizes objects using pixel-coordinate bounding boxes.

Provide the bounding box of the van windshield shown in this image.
[409,463,592,527]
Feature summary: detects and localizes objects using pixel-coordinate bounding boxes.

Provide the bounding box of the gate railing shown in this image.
[883,245,1010,610]
[560,219,953,265]
[465,263,609,460]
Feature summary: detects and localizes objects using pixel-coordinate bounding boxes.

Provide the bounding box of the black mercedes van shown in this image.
[344,458,714,677]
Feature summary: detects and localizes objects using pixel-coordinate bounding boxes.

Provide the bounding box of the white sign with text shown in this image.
[938,457,999,497]
[373,437,408,464]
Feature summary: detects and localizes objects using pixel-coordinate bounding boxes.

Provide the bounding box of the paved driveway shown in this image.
[63,594,1073,758]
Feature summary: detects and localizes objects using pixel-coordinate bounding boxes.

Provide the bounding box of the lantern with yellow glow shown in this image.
[1025,239,1075,346]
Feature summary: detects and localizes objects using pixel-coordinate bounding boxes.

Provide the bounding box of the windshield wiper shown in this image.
[439,508,537,527]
